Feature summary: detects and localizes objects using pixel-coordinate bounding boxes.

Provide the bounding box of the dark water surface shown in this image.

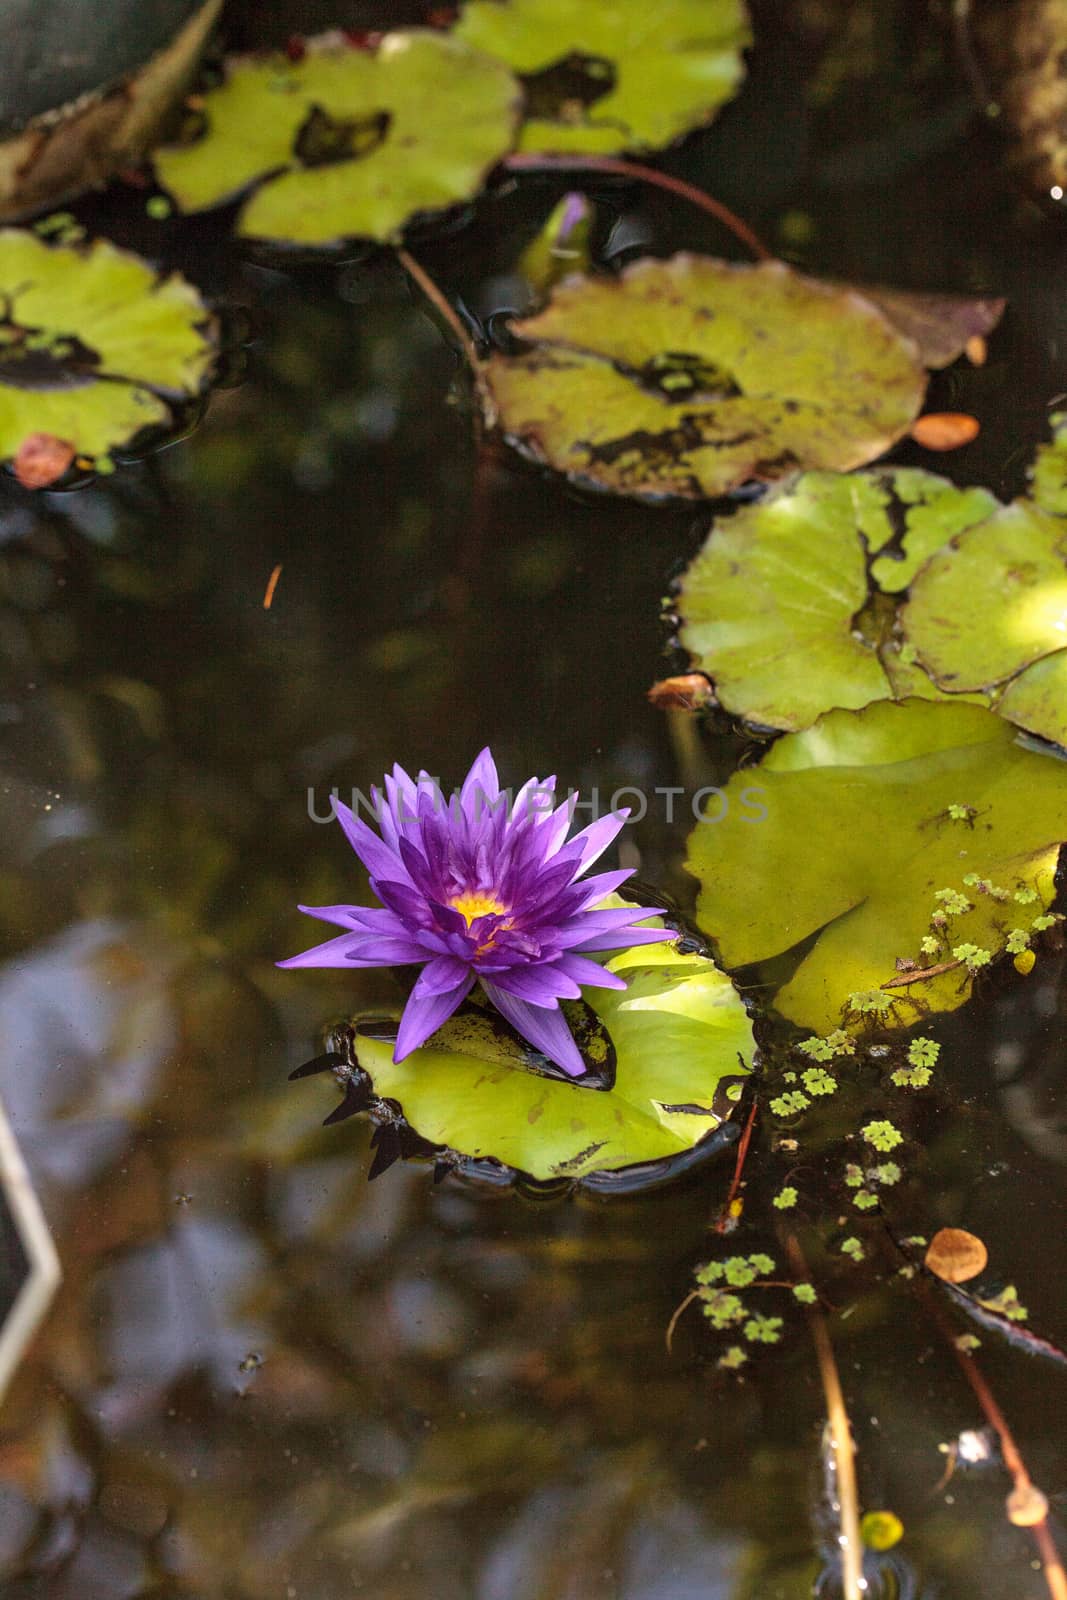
[2,4,1067,1597]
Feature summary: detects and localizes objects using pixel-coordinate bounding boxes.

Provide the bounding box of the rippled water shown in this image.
[2,4,1066,1597]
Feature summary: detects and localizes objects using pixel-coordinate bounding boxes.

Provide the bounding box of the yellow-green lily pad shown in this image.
[686,698,1066,1034]
[309,916,754,1191]
[903,498,1067,748]
[454,0,750,155]
[0,228,216,473]
[154,30,522,246]
[675,467,998,729]
[1029,411,1067,515]
[484,255,929,502]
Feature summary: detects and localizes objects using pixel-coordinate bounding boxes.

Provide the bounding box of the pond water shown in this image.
[2,3,1067,1597]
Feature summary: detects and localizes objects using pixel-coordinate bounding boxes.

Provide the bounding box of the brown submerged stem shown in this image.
[914,1275,1067,1600]
[502,153,771,262]
[395,246,483,376]
[881,957,963,989]
[782,1229,864,1600]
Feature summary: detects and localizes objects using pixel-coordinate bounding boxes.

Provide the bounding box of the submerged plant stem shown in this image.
[916,1277,1067,1600]
[502,153,771,262]
[783,1229,864,1600]
[715,1095,758,1234]
[881,957,963,989]
[396,247,483,376]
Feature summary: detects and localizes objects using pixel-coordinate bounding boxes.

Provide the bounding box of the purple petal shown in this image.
[277,932,425,970]
[488,965,580,1004]
[569,867,635,907]
[555,953,628,990]
[345,937,434,966]
[394,973,475,1060]
[481,984,585,1076]
[415,954,472,996]
[572,925,675,953]
[568,810,628,872]
[297,903,409,937]
[371,877,431,925]
[460,747,501,816]
[333,798,409,885]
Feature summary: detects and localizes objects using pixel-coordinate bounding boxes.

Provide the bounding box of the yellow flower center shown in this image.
[449,890,506,926]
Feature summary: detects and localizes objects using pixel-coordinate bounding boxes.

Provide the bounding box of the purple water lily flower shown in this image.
[279,749,672,1077]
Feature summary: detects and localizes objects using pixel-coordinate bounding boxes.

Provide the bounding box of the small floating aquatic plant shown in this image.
[279,748,671,1076]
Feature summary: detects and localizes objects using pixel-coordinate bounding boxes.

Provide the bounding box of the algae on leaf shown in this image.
[154,30,522,246]
[0,228,216,475]
[455,0,750,154]
[485,255,928,502]
[333,915,754,1189]
[675,468,997,729]
[686,699,1066,1034]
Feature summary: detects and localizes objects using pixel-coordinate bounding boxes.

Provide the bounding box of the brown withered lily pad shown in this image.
[483,254,929,502]
[854,286,1004,369]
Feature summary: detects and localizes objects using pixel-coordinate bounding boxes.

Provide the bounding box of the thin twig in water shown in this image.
[395,247,483,377]
[665,1289,700,1354]
[715,1096,759,1234]
[783,1229,864,1600]
[502,154,771,262]
[882,958,963,989]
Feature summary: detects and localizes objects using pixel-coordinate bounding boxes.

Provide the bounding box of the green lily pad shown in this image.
[902,498,1067,748]
[484,255,929,502]
[154,30,522,246]
[675,467,998,730]
[314,916,754,1191]
[0,228,216,470]
[454,0,750,155]
[1029,412,1067,515]
[686,698,1066,1034]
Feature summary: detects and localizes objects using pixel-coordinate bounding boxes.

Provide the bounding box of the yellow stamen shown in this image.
[449,890,506,926]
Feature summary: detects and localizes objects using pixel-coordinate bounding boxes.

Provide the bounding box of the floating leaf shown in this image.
[924,1227,989,1284]
[910,412,981,451]
[675,468,998,730]
[1029,412,1067,515]
[455,0,750,154]
[903,497,1067,748]
[854,286,1004,370]
[154,30,521,246]
[685,699,1066,1033]
[0,229,216,473]
[485,255,929,502]
[319,917,754,1191]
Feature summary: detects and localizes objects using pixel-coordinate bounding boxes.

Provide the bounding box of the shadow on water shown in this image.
[1,3,1066,1598]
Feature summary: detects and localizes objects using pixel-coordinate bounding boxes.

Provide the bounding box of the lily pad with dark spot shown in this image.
[0,228,217,478]
[675,467,998,731]
[154,30,522,247]
[484,255,930,502]
[454,0,750,155]
[296,915,755,1194]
